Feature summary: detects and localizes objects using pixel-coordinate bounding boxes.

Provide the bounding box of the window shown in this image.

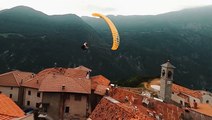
[172,92,174,94]
[162,70,165,77]
[0,91,2,93]
[65,107,69,113]
[37,92,41,97]
[36,103,40,108]
[74,95,82,101]
[9,94,12,98]
[44,107,48,112]
[206,100,209,104]
[11,87,13,90]
[27,101,30,106]
[168,71,172,78]
[28,91,31,95]
[180,100,183,105]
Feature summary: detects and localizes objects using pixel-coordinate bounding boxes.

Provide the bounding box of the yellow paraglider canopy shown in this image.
[92,13,120,51]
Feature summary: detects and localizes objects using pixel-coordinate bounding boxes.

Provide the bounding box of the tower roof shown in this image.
[161,61,176,68]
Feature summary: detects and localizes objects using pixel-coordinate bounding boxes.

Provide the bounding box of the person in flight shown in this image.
[81,42,89,51]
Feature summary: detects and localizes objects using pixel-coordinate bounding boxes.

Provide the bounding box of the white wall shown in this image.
[64,94,88,119]
[202,94,212,105]
[171,92,201,107]
[171,92,187,106]
[24,88,42,108]
[0,86,19,102]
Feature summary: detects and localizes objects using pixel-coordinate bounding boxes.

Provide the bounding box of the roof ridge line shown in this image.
[11,73,20,86]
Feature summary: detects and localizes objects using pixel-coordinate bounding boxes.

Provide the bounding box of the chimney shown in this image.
[36,79,39,84]
[62,85,65,90]
[193,100,197,109]
[31,73,35,78]
[86,71,90,79]
[105,88,110,96]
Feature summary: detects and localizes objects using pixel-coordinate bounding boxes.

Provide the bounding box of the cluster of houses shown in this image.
[0,62,211,120]
[0,66,110,120]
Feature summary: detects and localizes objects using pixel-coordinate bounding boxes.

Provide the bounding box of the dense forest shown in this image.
[0,6,211,91]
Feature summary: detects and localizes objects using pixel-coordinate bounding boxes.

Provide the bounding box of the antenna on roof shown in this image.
[54,62,57,68]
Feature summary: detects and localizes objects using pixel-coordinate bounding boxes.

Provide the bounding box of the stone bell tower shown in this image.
[160,60,175,102]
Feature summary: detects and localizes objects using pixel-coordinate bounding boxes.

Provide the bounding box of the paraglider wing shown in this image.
[92,13,120,50]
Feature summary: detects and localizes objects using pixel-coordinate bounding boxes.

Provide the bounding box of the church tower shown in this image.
[160,60,175,102]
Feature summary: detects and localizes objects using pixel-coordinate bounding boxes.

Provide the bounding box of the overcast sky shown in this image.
[0,0,212,16]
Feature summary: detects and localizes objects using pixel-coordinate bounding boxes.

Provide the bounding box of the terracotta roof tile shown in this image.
[0,94,25,118]
[39,74,91,94]
[94,85,109,96]
[172,84,202,99]
[191,103,212,117]
[74,65,92,72]
[91,75,110,90]
[0,70,33,87]
[23,67,89,89]
[0,114,16,120]
[110,88,183,120]
[22,75,46,89]
[89,96,153,120]
[37,68,66,76]
[64,68,88,78]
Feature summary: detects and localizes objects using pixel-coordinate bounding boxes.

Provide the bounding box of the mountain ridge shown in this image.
[0,6,211,91]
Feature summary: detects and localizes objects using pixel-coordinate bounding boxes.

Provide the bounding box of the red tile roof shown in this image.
[39,74,91,94]
[191,103,212,117]
[37,68,66,76]
[110,88,183,120]
[64,68,88,78]
[23,67,89,89]
[172,84,202,99]
[94,85,109,96]
[0,114,15,120]
[37,67,88,78]
[91,75,110,90]
[22,75,46,89]
[75,65,92,72]
[89,96,153,120]
[0,70,33,87]
[0,94,25,119]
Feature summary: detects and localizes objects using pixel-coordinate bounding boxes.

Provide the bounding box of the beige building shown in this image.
[172,84,212,107]
[38,73,91,120]
[0,66,110,120]
[23,88,42,108]
[22,67,92,120]
[0,70,34,106]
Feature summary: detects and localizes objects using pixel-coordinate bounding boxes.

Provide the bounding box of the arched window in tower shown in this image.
[168,71,172,78]
[162,70,165,77]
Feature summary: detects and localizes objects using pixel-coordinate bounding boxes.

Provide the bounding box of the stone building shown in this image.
[159,60,175,102]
